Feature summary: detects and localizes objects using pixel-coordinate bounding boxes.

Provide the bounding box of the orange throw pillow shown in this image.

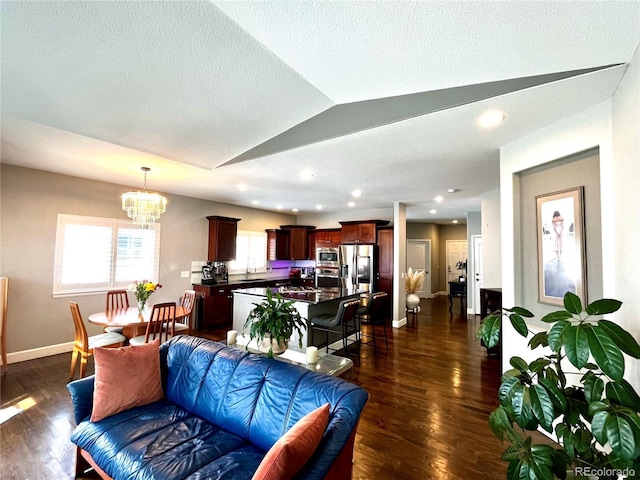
[90,339,164,422]
[252,403,331,480]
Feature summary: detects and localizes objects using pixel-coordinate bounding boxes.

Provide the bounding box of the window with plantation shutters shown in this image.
[53,214,160,296]
[227,230,267,274]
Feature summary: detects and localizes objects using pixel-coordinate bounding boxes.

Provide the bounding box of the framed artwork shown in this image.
[536,187,586,306]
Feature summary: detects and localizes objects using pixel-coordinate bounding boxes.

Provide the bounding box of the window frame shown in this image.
[52,214,161,297]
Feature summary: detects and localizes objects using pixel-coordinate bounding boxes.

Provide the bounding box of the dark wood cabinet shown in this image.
[266,229,290,261]
[206,216,240,262]
[376,227,393,317]
[278,225,315,260]
[194,284,234,329]
[314,229,342,248]
[340,220,389,244]
[480,288,502,355]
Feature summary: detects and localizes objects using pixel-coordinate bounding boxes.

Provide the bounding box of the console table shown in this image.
[448,281,466,312]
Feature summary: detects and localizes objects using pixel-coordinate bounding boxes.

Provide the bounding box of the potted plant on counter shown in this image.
[243,289,306,358]
[477,292,640,480]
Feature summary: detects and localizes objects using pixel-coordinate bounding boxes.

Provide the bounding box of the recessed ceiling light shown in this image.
[452,220,459,224]
[237,183,248,191]
[292,208,299,212]
[348,201,355,207]
[477,110,505,128]
[251,200,259,205]
[434,195,444,203]
[447,188,458,193]
[429,209,437,214]
[276,205,283,210]
[300,170,314,181]
[351,189,362,198]
[316,204,323,210]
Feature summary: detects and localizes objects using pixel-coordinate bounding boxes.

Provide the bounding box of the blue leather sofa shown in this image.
[67,336,368,480]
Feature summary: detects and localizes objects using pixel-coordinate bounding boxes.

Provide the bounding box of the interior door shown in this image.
[407,240,431,298]
[446,240,468,292]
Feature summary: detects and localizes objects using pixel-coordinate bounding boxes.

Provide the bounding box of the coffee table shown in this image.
[229,334,353,377]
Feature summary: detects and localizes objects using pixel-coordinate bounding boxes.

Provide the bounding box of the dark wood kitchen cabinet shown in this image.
[279,225,316,260]
[266,229,290,260]
[376,227,394,316]
[314,229,342,248]
[340,220,389,244]
[206,216,240,262]
[194,284,234,329]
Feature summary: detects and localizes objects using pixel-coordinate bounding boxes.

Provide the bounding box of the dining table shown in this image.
[88,306,188,339]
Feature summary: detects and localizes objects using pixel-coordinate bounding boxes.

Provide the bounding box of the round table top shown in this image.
[88,306,188,328]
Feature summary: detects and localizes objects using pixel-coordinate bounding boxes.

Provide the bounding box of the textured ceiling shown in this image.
[1,1,639,222]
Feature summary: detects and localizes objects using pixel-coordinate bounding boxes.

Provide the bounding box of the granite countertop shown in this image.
[196,277,292,287]
[233,287,364,304]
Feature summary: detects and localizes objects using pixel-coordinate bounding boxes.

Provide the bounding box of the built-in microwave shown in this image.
[316,247,339,266]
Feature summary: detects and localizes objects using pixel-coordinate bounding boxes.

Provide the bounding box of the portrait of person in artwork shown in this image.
[543,208,575,298]
[551,210,564,261]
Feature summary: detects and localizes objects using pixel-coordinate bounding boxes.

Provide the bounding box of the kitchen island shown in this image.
[233,287,364,348]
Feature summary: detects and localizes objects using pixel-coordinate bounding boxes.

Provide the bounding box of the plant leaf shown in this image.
[582,371,604,404]
[598,320,640,359]
[605,414,636,461]
[509,313,529,337]
[538,376,567,410]
[528,332,549,350]
[499,375,520,405]
[540,311,574,323]
[508,306,535,318]
[529,358,551,374]
[548,320,571,352]
[591,410,609,445]
[563,292,582,314]
[510,356,529,372]
[530,384,555,432]
[478,314,502,348]
[489,406,512,441]
[562,324,590,369]
[586,298,622,315]
[606,380,640,411]
[586,324,625,381]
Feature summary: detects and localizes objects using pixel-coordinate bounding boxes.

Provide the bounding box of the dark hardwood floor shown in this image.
[1,296,515,480]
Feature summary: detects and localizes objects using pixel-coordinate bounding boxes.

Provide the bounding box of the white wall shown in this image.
[499,45,639,391]
[480,190,501,288]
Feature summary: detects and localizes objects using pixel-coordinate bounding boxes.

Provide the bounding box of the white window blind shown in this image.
[53,214,160,296]
[228,230,267,274]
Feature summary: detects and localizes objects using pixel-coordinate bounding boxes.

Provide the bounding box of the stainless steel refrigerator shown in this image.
[339,244,375,292]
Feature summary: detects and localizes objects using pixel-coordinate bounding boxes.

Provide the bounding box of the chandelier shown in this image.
[122,167,167,229]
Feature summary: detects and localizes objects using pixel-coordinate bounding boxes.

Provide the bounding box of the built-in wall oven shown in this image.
[316,247,340,287]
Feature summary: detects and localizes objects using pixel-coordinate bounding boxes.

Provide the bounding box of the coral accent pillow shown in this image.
[90,339,163,422]
[252,403,331,480]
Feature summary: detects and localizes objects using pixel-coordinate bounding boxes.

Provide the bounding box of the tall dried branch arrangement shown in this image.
[405,268,425,294]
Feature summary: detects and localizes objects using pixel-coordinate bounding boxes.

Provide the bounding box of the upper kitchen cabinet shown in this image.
[280,225,316,260]
[339,220,389,244]
[206,216,240,262]
[266,229,290,261]
[315,228,342,248]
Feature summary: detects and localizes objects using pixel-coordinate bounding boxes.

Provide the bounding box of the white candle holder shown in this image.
[306,346,318,364]
[227,330,238,345]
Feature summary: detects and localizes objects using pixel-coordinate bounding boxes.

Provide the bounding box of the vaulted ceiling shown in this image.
[2,1,638,222]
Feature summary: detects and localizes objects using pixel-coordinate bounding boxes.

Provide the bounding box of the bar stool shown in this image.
[356,292,389,351]
[309,298,361,361]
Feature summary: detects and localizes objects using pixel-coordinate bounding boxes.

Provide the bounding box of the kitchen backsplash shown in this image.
[190,259,315,284]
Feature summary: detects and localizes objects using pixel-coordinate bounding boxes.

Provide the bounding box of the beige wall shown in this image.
[0,165,295,355]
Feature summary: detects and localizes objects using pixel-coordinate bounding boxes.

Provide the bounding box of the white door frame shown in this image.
[445,239,468,292]
[406,239,432,298]
[471,235,483,314]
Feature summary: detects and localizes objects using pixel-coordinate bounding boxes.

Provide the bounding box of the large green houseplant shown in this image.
[477,292,640,480]
[243,289,306,358]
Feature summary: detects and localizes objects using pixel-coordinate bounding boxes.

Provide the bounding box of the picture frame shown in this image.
[536,187,586,306]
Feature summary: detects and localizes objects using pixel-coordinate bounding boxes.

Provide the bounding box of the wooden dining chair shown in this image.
[0,277,8,375]
[69,301,127,381]
[173,290,196,335]
[104,289,130,334]
[129,302,176,346]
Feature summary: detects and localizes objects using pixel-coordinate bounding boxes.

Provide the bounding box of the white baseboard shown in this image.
[7,342,74,364]
[393,317,407,328]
